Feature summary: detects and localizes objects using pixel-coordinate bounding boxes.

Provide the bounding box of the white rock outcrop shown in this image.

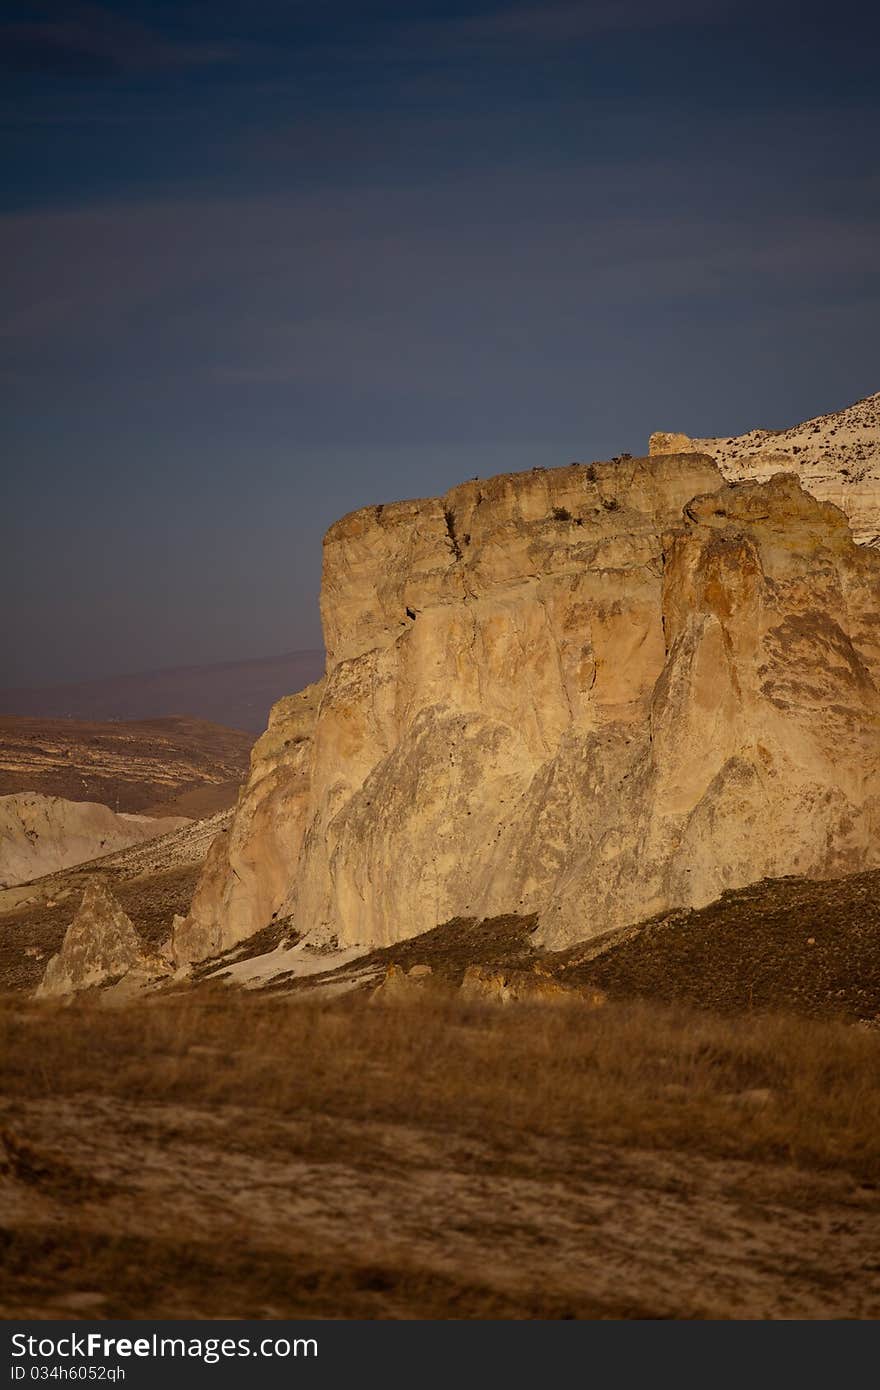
[173,449,880,964]
[650,390,880,547]
[0,792,190,889]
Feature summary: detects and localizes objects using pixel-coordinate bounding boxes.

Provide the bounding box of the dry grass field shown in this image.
[3,988,880,1319]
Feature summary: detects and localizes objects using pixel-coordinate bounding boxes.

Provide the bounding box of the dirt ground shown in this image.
[2,992,879,1320]
[4,1094,879,1320]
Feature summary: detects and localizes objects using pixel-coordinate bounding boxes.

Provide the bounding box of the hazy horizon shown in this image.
[0,645,325,731]
[0,643,324,691]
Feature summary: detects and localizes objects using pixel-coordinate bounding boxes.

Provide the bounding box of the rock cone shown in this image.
[37,881,166,998]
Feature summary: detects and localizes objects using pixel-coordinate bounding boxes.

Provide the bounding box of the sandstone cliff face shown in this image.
[650,390,880,547]
[174,453,880,964]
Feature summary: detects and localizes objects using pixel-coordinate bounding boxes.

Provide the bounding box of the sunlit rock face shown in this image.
[174,450,880,964]
[650,389,880,548]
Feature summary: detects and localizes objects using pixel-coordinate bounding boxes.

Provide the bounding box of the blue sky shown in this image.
[2,0,878,686]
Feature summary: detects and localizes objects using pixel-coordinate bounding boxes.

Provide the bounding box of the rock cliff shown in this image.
[650,390,880,547]
[173,451,880,965]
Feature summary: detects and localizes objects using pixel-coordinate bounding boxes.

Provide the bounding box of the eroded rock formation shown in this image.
[174,450,880,964]
[650,390,880,547]
[37,880,167,998]
[458,964,600,1007]
[370,963,436,1005]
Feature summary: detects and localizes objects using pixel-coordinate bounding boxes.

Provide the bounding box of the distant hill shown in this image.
[0,650,325,734]
[0,715,254,816]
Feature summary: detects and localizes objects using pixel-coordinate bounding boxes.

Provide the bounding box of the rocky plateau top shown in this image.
[650,390,880,547]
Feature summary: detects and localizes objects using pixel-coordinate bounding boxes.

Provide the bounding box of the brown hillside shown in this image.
[0,715,252,815]
[555,869,880,1021]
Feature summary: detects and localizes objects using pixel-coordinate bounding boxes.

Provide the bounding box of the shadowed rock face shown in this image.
[37,881,166,998]
[173,452,880,965]
[173,681,324,965]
